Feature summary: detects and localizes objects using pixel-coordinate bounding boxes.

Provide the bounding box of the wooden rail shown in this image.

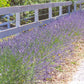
[0,1,72,38]
[0,1,72,15]
[74,0,84,11]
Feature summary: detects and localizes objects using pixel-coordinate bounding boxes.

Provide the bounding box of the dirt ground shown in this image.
[52,38,84,84]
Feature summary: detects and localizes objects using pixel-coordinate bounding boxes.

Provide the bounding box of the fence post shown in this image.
[49,7,52,19]
[35,9,39,22]
[7,15,10,28]
[80,3,82,10]
[16,13,20,28]
[74,2,76,12]
[68,5,70,14]
[59,6,62,16]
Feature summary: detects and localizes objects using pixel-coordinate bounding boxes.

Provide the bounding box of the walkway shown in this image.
[69,39,84,84]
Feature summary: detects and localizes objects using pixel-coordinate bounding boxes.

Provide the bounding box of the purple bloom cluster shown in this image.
[0,11,84,83]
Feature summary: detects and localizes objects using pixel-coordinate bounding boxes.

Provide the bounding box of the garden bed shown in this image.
[0,11,84,84]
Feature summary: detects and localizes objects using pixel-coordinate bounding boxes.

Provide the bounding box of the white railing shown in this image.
[74,0,84,11]
[0,14,15,28]
[0,1,72,38]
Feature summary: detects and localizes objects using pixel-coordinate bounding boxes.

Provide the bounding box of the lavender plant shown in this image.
[0,11,84,84]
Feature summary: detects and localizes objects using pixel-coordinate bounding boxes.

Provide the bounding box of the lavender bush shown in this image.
[0,11,84,84]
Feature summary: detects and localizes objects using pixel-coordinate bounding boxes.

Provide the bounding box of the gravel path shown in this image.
[69,61,84,84]
[69,39,84,84]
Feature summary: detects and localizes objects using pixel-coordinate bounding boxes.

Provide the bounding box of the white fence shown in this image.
[74,0,84,11]
[0,1,83,38]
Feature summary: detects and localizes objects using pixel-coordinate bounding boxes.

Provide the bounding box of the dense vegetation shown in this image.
[0,0,10,7]
[0,0,83,84]
[0,11,84,84]
[0,0,75,7]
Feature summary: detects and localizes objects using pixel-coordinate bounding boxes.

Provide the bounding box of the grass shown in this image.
[55,65,63,72]
[71,61,77,65]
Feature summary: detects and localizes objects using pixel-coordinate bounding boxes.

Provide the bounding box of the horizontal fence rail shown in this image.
[74,0,84,4]
[0,1,75,38]
[0,1,72,15]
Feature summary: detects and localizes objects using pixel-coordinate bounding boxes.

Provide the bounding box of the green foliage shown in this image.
[0,0,10,7]
[8,0,75,6]
[71,61,76,65]
[55,65,63,72]
[0,0,78,7]
[0,48,27,84]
